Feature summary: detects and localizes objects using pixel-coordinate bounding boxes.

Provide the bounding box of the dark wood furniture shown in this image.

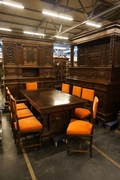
[2,37,55,99]
[68,24,120,123]
[20,89,86,141]
[53,57,69,89]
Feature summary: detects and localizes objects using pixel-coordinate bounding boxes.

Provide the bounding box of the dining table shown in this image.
[20,89,86,141]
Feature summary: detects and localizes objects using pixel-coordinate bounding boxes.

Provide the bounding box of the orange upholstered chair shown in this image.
[66,96,99,157]
[6,88,13,122]
[6,87,28,110]
[72,86,82,98]
[10,95,43,155]
[6,87,28,123]
[61,83,70,93]
[10,95,33,131]
[14,115,43,154]
[75,88,95,119]
[26,82,38,90]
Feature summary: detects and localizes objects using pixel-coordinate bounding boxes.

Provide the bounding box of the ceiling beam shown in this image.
[55,3,120,36]
[78,0,88,18]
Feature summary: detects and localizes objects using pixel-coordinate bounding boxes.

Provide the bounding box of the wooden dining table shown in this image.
[20,89,86,141]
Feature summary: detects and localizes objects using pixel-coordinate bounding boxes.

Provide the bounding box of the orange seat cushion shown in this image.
[17,109,33,119]
[16,103,28,110]
[14,116,43,131]
[75,108,91,119]
[67,120,92,135]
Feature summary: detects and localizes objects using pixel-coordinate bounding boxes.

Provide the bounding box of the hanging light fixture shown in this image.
[0,0,24,9]
[0,28,12,31]
[23,31,45,36]
[42,10,73,21]
[86,21,101,28]
[54,36,68,40]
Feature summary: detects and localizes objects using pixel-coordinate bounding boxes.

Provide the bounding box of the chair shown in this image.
[72,86,82,98]
[6,87,28,111]
[6,89,13,122]
[75,88,95,119]
[26,82,38,90]
[14,115,43,154]
[6,88,29,124]
[66,96,99,157]
[61,83,70,93]
[10,95,33,131]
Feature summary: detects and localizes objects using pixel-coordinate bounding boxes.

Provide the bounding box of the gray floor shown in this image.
[0,88,120,180]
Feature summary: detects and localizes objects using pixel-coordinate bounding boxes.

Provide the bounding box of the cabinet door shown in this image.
[55,61,62,86]
[54,59,68,88]
[50,111,70,134]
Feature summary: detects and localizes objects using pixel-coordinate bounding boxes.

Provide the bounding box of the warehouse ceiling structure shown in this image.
[0,0,120,43]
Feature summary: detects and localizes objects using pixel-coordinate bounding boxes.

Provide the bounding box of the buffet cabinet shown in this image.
[68,24,120,123]
[2,37,55,99]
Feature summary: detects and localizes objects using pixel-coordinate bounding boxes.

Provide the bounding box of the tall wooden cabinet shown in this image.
[2,37,55,99]
[53,57,69,89]
[67,24,120,123]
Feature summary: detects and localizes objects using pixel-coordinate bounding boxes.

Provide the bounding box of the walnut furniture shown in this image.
[20,89,86,141]
[68,24,120,123]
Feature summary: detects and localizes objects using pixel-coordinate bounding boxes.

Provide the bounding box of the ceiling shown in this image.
[0,0,120,43]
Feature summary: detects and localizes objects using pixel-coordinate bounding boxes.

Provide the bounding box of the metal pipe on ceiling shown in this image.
[55,3,120,36]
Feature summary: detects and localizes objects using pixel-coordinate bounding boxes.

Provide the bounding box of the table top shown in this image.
[20,89,86,114]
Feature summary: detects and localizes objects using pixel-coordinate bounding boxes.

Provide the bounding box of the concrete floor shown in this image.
[0,88,120,180]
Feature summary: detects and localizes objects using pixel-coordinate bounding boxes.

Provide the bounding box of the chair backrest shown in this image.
[10,95,20,131]
[61,83,70,93]
[6,88,13,119]
[10,95,17,119]
[6,86,9,92]
[26,82,37,90]
[81,88,95,102]
[6,86,10,101]
[91,96,99,124]
[7,90,11,106]
[72,86,82,98]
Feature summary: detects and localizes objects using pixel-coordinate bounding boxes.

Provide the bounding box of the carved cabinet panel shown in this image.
[69,25,120,123]
[2,37,55,99]
[50,111,70,134]
[3,43,17,65]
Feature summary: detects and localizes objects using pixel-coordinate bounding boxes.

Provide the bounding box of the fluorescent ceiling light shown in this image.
[86,22,101,28]
[42,10,73,21]
[54,36,68,40]
[23,31,45,36]
[54,47,66,50]
[0,0,24,9]
[0,28,12,31]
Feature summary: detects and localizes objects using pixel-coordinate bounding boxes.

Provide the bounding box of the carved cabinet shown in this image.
[2,37,55,99]
[68,24,120,123]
